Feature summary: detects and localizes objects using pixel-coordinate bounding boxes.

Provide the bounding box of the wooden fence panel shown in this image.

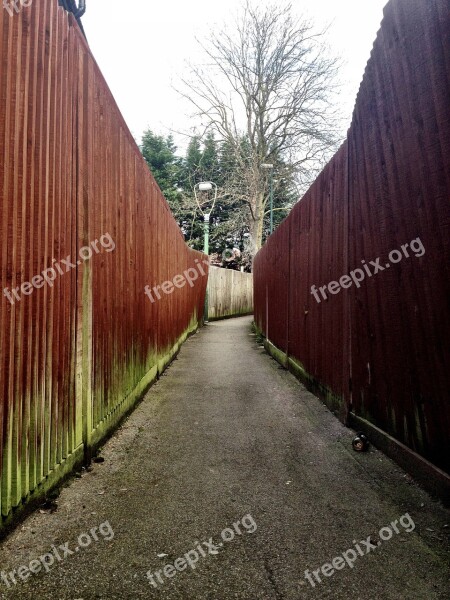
[0,1,207,526]
[207,267,253,321]
[254,0,450,472]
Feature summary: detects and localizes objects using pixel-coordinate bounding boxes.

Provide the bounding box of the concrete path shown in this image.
[0,317,448,599]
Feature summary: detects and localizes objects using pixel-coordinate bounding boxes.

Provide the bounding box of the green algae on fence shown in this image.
[0,2,207,531]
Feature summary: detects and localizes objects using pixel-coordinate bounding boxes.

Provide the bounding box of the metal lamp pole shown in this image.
[269,170,274,234]
[203,213,210,256]
[261,163,274,235]
[203,212,210,321]
[194,181,218,323]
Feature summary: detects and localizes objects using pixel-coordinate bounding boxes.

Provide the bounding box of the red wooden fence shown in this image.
[0,1,207,524]
[254,0,450,473]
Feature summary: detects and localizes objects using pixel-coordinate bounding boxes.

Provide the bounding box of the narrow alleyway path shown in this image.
[0,317,448,599]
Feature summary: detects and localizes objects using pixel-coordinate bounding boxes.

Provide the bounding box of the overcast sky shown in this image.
[83,0,388,152]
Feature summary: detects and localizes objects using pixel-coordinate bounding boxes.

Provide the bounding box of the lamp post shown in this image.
[194,181,218,323]
[261,163,274,234]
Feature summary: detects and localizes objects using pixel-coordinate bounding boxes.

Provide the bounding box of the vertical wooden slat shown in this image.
[254,0,450,471]
[2,4,18,517]
[0,0,208,526]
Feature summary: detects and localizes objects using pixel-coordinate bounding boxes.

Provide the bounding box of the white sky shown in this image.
[83,0,388,151]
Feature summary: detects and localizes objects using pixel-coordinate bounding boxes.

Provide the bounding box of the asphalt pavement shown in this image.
[0,316,448,599]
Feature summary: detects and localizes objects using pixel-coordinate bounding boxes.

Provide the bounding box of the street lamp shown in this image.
[194,181,218,322]
[261,163,274,234]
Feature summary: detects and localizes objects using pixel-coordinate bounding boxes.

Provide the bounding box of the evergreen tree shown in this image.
[184,136,203,188]
[201,132,221,184]
[141,130,182,205]
[141,130,297,268]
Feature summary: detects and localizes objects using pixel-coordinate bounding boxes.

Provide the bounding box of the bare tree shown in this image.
[179,1,342,257]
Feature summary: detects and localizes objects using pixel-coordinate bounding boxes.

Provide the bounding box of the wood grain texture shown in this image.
[254,0,450,472]
[207,267,253,320]
[0,1,207,523]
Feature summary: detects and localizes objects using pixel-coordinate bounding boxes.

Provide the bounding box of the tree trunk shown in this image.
[248,191,265,261]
